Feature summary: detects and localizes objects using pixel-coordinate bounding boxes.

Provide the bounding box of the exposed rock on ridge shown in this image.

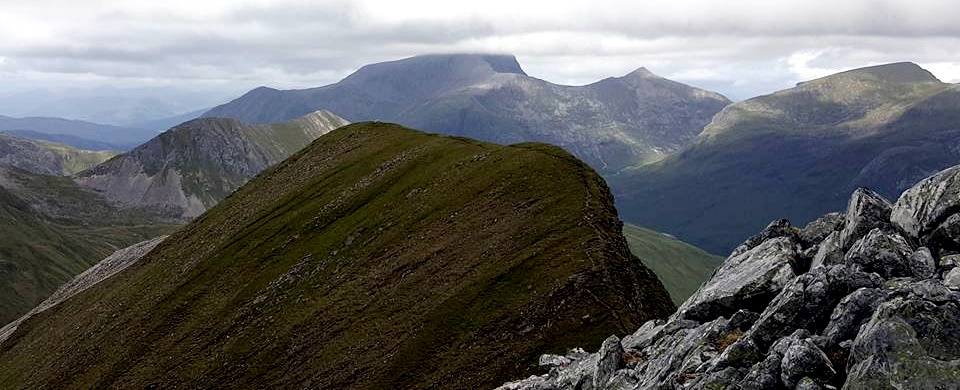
[0,236,166,344]
[501,164,960,389]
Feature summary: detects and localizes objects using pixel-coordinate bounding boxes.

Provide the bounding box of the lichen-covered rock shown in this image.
[679,236,797,321]
[594,336,624,388]
[780,338,836,388]
[944,268,960,290]
[731,219,798,257]
[818,288,887,348]
[838,188,892,250]
[739,265,882,350]
[891,165,960,239]
[811,231,844,269]
[845,229,933,279]
[799,212,844,248]
[925,213,960,255]
[846,282,960,389]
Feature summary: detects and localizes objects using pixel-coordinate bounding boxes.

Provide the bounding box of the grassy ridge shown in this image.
[0,122,674,389]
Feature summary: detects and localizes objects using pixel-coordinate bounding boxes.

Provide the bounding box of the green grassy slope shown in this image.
[0,123,674,389]
[0,167,176,324]
[612,63,960,254]
[623,223,722,305]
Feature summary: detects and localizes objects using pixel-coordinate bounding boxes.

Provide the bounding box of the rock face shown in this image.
[500,164,960,389]
[0,132,116,175]
[203,54,731,174]
[75,110,348,218]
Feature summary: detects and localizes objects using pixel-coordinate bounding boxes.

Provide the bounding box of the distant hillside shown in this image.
[613,62,960,254]
[623,223,722,305]
[204,54,730,173]
[0,166,175,324]
[75,110,349,218]
[0,115,156,149]
[0,122,674,389]
[3,130,121,151]
[0,133,117,175]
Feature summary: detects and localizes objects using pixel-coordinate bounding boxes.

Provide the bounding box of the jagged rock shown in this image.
[731,219,798,257]
[621,319,664,350]
[800,212,844,248]
[940,254,960,271]
[891,165,960,239]
[811,231,843,269]
[739,330,810,390]
[795,377,826,390]
[845,229,933,279]
[594,336,624,388]
[780,338,836,388]
[944,268,960,290]
[838,188,892,250]
[846,281,960,389]
[679,236,797,322]
[925,213,960,254]
[737,265,882,351]
[818,288,887,348]
[539,354,572,372]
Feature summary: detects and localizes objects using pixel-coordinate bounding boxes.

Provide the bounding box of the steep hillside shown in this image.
[613,62,960,254]
[0,166,175,324]
[503,166,960,390]
[203,54,730,173]
[75,110,348,218]
[623,224,722,305]
[3,130,120,151]
[0,122,674,389]
[0,132,116,175]
[0,115,155,149]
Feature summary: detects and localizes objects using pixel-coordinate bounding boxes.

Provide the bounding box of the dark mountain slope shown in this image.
[0,122,674,389]
[612,62,960,254]
[75,110,348,218]
[203,54,730,173]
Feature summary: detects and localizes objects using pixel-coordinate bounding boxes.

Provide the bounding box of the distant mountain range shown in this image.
[204,54,730,173]
[613,62,960,254]
[0,133,117,175]
[0,122,674,389]
[0,115,156,150]
[76,110,349,219]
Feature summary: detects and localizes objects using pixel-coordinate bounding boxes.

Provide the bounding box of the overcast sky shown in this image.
[2,0,960,101]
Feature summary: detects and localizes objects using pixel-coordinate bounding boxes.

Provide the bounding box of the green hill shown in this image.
[0,166,175,324]
[0,122,674,389]
[623,223,722,305]
[613,62,960,254]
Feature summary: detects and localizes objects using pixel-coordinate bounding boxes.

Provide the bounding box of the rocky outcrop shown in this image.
[500,164,960,390]
[0,132,116,175]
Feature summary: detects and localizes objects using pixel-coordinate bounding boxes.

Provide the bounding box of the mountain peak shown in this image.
[806,62,941,86]
[624,67,659,79]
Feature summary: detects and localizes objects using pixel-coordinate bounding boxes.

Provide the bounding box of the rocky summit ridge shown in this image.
[501,164,960,389]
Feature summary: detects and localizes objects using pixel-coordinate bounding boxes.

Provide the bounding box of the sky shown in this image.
[2,0,960,102]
